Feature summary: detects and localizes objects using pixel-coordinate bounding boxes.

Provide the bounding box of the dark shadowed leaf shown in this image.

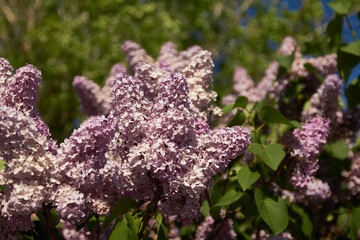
[255,189,288,235]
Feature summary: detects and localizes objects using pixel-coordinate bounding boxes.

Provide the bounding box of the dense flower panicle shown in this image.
[0,106,59,216]
[277,36,297,56]
[303,74,342,122]
[156,42,203,72]
[195,216,215,240]
[0,57,14,95]
[54,185,88,224]
[252,230,293,240]
[284,116,330,191]
[182,50,222,122]
[342,154,360,196]
[105,63,127,87]
[73,76,111,116]
[0,64,41,116]
[303,179,331,202]
[156,42,180,68]
[0,208,34,240]
[122,40,154,73]
[104,66,250,223]
[59,220,92,240]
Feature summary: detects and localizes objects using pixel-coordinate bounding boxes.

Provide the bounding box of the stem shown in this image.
[345,15,358,41]
[138,183,163,239]
[42,204,55,240]
[205,189,213,207]
[95,214,100,240]
[266,154,290,186]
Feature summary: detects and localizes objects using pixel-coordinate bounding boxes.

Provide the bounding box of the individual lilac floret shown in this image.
[0,106,60,217]
[182,50,222,123]
[284,116,330,191]
[0,64,41,116]
[303,74,343,123]
[122,40,154,73]
[0,57,14,96]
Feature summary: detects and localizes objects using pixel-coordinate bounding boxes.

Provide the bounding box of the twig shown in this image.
[137,183,164,239]
[95,214,100,240]
[42,204,55,240]
[205,189,213,208]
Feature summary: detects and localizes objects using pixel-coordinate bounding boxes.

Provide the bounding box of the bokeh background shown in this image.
[0,0,359,141]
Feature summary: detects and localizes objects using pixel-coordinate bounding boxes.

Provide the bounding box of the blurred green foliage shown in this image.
[0,0,328,141]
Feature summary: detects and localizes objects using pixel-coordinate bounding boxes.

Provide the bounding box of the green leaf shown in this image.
[259,105,301,129]
[349,207,360,239]
[222,104,234,115]
[237,166,260,191]
[227,109,246,127]
[110,213,138,240]
[341,41,360,57]
[303,63,324,81]
[102,197,136,230]
[249,143,286,171]
[327,1,351,15]
[154,211,163,233]
[201,200,210,217]
[158,222,168,240]
[323,141,350,160]
[0,160,5,170]
[213,189,243,207]
[291,205,313,238]
[276,54,294,70]
[338,51,360,85]
[234,96,248,108]
[346,78,360,109]
[326,13,343,49]
[255,189,288,235]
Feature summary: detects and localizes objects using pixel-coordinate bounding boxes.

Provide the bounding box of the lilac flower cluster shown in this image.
[302,74,343,123]
[73,41,221,123]
[195,216,236,240]
[342,154,360,196]
[73,63,126,116]
[222,36,338,111]
[284,116,330,191]
[0,60,60,237]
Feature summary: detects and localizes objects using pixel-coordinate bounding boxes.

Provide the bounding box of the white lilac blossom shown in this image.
[182,50,222,122]
[302,74,343,123]
[100,68,251,224]
[284,116,330,191]
[73,63,126,116]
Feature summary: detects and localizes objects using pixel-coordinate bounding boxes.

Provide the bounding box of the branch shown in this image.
[137,183,164,239]
[42,204,55,240]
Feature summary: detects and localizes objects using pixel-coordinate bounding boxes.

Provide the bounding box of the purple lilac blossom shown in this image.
[73,63,126,117]
[302,74,343,124]
[284,116,330,191]
[342,154,360,196]
[103,67,250,224]
[195,216,215,240]
[55,115,115,220]
[0,64,41,116]
[122,40,154,73]
[0,57,14,96]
